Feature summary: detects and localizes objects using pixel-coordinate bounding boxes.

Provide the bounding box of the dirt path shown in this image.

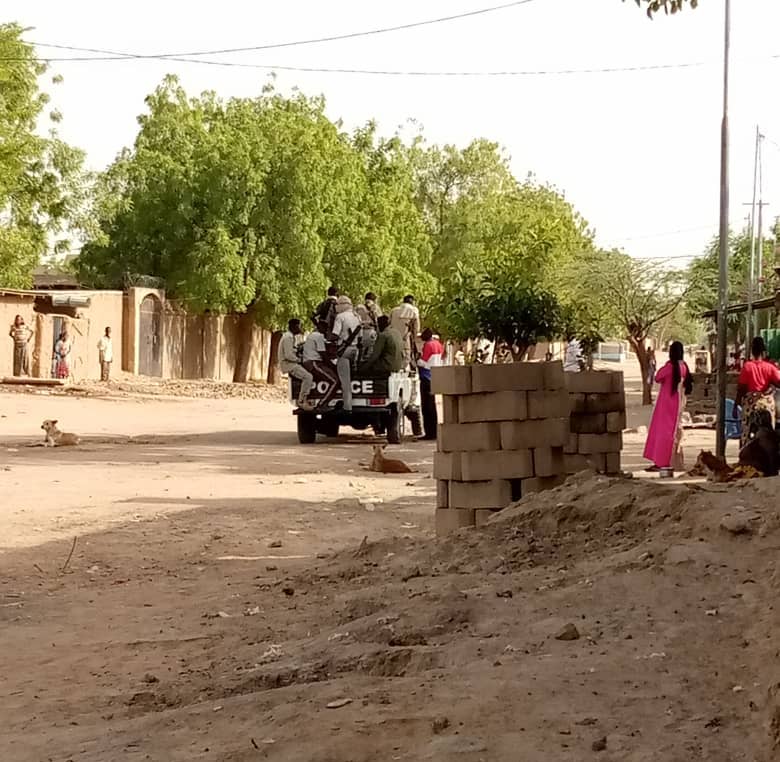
[1,369,763,762]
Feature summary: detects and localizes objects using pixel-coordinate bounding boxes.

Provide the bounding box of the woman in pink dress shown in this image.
[643,341,693,472]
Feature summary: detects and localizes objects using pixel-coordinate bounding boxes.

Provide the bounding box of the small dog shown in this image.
[368,445,413,474]
[41,419,80,447]
[690,450,761,483]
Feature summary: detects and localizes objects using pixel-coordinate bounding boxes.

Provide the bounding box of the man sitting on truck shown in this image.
[279,318,314,411]
[302,320,340,408]
[359,315,404,377]
[312,286,339,333]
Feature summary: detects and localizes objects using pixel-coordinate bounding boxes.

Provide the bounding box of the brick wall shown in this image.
[431,363,625,537]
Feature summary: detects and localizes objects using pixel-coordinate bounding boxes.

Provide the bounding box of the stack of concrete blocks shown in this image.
[564,370,626,478]
[431,361,571,537]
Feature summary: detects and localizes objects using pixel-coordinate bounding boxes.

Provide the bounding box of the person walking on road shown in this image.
[9,315,33,377]
[643,341,693,472]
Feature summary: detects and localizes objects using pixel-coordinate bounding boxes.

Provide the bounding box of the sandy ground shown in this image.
[2,363,765,762]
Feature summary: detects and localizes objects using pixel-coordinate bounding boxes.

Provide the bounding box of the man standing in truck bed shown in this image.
[390,295,420,370]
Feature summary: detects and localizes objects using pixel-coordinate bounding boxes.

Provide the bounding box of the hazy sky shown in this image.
[7,0,780,263]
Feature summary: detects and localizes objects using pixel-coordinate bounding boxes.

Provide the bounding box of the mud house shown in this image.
[0,286,274,382]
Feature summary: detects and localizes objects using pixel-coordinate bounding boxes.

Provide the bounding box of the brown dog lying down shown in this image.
[689,426,780,483]
[368,445,413,474]
[41,419,80,447]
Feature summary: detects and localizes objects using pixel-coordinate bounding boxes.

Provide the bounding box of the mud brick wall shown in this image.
[431,364,627,537]
[565,371,625,478]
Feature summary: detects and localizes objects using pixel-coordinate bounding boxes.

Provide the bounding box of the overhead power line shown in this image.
[25,0,537,60]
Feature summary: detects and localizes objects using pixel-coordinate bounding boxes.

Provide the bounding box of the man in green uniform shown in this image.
[359,315,403,377]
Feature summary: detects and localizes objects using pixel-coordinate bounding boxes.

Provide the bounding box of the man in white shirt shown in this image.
[331,296,361,412]
[97,326,113,382]
[279,319,313,409]
[390,295,420,370]
[302,320,339,408]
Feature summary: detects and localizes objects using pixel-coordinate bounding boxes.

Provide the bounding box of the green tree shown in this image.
[412,139,591,288]
[79,78,432,381]
[432,263,563,361]
[685,228,776,346]
[563,249,691,404]
[625,0,698,18]
[0,23,86,288]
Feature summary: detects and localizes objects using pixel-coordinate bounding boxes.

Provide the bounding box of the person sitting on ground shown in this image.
[735,336,780,448]
[331,295,361,412]
[359,315,404,377]
[312,286,339,333]
[302,320,339,408]
[279,318,314,410]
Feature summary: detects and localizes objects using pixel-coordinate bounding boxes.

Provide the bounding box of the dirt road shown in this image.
[2,372,768,762]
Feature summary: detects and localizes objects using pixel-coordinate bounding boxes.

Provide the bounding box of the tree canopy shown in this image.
[626,0,698,18]
[0,24,85,289]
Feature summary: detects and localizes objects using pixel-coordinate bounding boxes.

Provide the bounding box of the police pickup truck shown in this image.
[290,372,416,444]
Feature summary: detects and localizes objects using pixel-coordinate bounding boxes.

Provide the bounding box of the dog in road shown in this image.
[368,445,413,474]
[41,419,80,447]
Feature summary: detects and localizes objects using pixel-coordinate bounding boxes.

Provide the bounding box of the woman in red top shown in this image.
[417,328,445,440]
[735,336,780,448]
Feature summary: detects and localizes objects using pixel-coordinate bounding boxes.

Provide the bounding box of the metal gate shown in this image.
[139,295,162,377]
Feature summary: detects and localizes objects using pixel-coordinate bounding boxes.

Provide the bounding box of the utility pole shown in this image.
[756,132,765,307]
[746,126,760,344]
[715,0,731,460]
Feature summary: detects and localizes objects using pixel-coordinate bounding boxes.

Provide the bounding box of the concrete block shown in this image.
[461,449,534,481]
[542,361,566,390]
[527,390,570,420]
[606,411,627,433]
[436,480,449,509]
[522,474,566,495]
[449,479,513,509]
[442,395,460,424]
[569,393,587,414]
[471,362,544,393]
[578,433,623,455]
[431,366,472,396]
[565,371,617,395]
[438,422,500,453]
[433,452,462,481]
[570,413,607,435]
[499,418,568,450]
[610,371,625,393]
[533,447,565,478]
[475,508,503,528]
[585,392,626,414]
[605,452,621,475]
[564,432,579,455]
[459,391,528,423]
[435,508,476,537]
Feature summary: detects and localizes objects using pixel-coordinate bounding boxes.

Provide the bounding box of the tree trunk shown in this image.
[266,331,283,384]
[233,303,258,383]
[630,337,653,406]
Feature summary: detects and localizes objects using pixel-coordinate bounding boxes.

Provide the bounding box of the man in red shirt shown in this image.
[417,328,444,440]
[735,336,780,447]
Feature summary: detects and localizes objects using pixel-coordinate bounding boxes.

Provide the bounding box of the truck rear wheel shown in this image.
[297,412,318,444]
[386,403,402,445]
